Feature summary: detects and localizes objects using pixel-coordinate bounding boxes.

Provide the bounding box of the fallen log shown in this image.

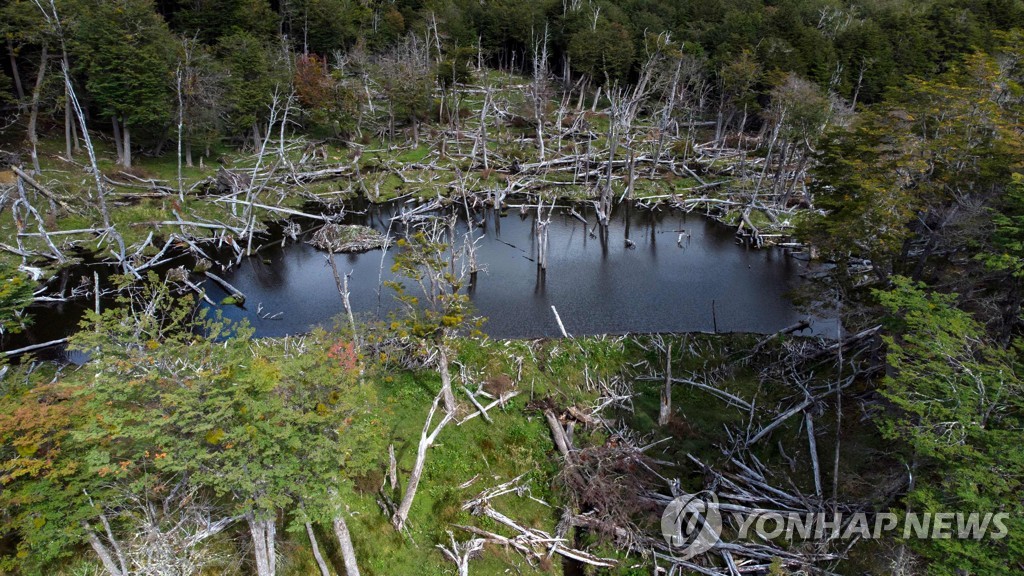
[18,228,104,237]
[11,166,74,212]
[204,271,245,304]
[636,376,752,411]
[2,337,69,357]
[550,306,569,338]
[215,198,340,221]
[744,397,813,447]
[461,386,493,424]
[750,319,812,353]
[457,391,521,425]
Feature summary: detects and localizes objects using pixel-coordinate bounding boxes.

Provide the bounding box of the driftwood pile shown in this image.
[307,224,385,253]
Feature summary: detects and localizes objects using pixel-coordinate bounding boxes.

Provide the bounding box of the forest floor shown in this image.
[20,328,898,576]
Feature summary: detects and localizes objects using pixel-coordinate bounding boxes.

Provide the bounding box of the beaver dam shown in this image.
[308,224,386,253]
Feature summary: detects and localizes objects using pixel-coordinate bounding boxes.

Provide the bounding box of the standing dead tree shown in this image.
[26,42,48,174]
[470,85,493,170]
[531,25,550,162]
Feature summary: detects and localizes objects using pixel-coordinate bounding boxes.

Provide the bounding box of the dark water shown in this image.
[202,201,836,339]
[2,200,836,362]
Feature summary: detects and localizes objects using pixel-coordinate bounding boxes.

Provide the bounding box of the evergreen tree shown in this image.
[74,0,176,167]
[876,277,1024,575]
[218,30,286,148]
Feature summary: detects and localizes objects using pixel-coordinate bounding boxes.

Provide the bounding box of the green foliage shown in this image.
[798,111,921,282]
[74,0,176,135]
[293,53,360,138]
[0,379,86,573]
[568,18,635,84]
[0,264,34,335]
[0,274,385,572]
[283,0,370,54]
[170,0,278,43]
[436,47,475,89]
[218,30,286,136]
[0,69,13,106]
[981,174,1024,278]
[875,276,1024,574]
[384,218,480,342]
[375,37,435,130]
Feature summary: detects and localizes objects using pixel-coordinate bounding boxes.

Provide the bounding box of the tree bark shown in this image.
[111,116,124,165]
[64,86,73,158]
[61,50,74,158]
[61,57,111,229]
[305,522,332,576]
[658,342,672,426]
[332,514,361,576]
[121,118,132,168]
[438,345,457,414]
[27,44,49,174]
[392,392,453,531]
[7,38,25,105]
[805,410,822,497]
[81,522,124,576]
[176,64,184,197]
[246,514,277,576]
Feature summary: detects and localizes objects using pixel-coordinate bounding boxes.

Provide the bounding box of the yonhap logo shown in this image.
[660,491,723,559]
[660,490,1011,561]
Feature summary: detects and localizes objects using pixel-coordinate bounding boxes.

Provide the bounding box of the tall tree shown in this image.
[74,0,175,167]
[876,277,1024,575]
[218,30,286,149]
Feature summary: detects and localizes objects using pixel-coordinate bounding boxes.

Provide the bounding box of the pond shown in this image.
[3,199,837,363]
[204,200,837,340]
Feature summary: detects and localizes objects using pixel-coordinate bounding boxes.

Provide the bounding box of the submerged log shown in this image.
[307,224,385,253]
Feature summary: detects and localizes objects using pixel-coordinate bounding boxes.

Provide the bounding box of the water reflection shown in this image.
[204,201,836,339]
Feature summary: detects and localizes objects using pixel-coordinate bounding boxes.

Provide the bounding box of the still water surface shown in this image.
[204,201,836,339]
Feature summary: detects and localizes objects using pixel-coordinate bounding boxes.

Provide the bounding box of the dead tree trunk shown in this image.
[305,522,331,576]
[332,513,361,576]
[598,90,620,225]
[65,48,80,157]
[110,114,123,163]
[15,174,65,263]
[531,25,548,162]
[471,86,491,170]
[805,410,822,497]
[62,50,111,229]
[81,521,124,576]
[392,391,454,531]
[438,345,457,414]
[6,38,25,106]
[176,63,184,200]
[652,57,683,177]
[658,342,672,426]
[121,118,132,168]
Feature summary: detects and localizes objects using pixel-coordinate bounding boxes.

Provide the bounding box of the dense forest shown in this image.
[1,0,1023,575]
